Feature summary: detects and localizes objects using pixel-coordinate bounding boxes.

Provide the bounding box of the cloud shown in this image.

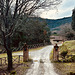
[39,10,58,19]
[38,0,75,19]
[60,0,75,9]
[57,7,72,18]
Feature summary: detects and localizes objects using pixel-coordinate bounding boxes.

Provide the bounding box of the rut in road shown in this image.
[25,45,59,75]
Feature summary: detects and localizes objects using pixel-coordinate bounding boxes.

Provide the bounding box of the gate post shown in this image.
[23,43,29,62]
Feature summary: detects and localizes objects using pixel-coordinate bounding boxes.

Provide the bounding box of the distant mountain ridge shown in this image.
[30,16,72,30]
[44,17,72,30]
[36,16,72,30]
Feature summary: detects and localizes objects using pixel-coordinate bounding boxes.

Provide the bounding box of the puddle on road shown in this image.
[33,60,38,62]
[33,59,45,63]
[40,59,44,63]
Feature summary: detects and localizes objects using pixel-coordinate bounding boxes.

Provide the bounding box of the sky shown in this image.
[37,0,75,19]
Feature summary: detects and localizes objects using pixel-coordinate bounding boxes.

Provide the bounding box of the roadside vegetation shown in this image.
[0,59,33,75]
[60,40,75,55]
[59,40,75,62]
[50,40,75,75]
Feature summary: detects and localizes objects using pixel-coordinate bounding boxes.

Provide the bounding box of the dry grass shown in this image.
[50,40,75,75]
[53,62,75,75]
[50,49,53,61]
[0,46,44,74]
[0,59,33,75]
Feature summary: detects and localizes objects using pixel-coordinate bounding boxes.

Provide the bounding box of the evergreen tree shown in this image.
[72,8,75,31]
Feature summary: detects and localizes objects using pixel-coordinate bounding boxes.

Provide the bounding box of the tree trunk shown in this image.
[7,36,13,71]
[7,49,13,70]
[2,32,13,71]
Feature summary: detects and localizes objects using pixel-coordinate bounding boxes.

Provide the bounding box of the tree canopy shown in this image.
[11,17,51,47]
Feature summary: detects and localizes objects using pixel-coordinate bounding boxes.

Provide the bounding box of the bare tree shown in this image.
[0,0,61,70]
[58,23,75,40]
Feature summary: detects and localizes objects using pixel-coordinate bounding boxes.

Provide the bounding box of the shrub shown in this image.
[71,55,75,62]
[60,50,68,59]
[10,70,16,75]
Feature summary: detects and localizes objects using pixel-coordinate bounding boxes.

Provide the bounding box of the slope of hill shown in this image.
[29,16,72,30]
[45,17,72,30]
[60,40,75,55]
[36,16,72,30]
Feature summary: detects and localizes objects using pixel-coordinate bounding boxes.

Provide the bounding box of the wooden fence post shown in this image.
[5,57,6,65]
[0,58,2,65]
[18,55,20,63]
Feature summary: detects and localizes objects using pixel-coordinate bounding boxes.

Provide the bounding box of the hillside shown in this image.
[60,40,75,55]
[50,40,75,62]
[35,16,72,30]
[28,16,72,30]
[45,17,72,30]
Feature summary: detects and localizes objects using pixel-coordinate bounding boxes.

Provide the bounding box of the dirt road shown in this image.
[25,45,59,75]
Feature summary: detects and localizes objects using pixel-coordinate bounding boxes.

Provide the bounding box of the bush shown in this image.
[71,55,75,62]
[67,72,75,75]
[60,50,68,59]
[10,70,16,75]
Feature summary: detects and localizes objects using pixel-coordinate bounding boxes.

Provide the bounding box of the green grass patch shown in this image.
[50,49,53,62]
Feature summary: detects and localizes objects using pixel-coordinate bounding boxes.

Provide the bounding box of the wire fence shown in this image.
[0,43,50,54]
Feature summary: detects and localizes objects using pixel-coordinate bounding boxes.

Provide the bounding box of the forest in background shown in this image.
[33,16,72,30]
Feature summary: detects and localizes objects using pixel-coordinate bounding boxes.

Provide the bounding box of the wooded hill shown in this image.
[36,16,72,30]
